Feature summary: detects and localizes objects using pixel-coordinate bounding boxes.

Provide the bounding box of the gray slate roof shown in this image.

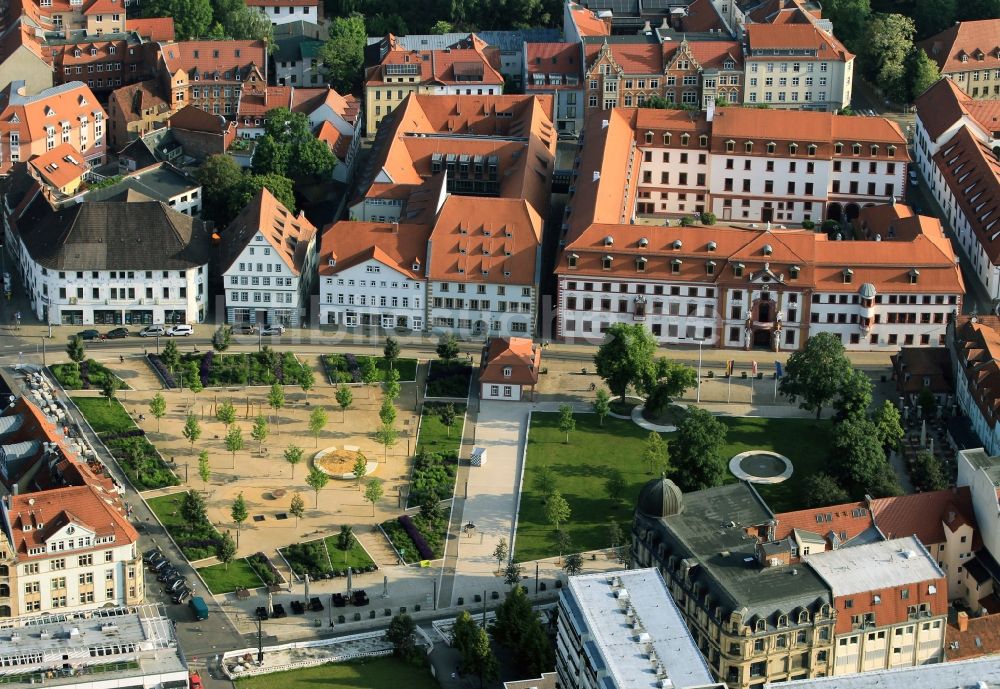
[16,193,211,271]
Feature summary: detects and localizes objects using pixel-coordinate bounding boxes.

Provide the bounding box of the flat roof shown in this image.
[764,653,1000,689]
[803,536,944,597]
[86,164,197,203]
[564,569,719,689]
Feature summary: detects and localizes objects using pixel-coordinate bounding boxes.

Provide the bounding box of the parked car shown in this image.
[105,327,130,339]
[149,558,171,573]
[235,323,256,334]
[167,578,188,594]
[138,325,165,337]
[158,567,179,583]
[260,324,285,336]
[165,324,193,337]
[77,329,102,341]
[172,587,192,604]
[190,596,209,621]
[143,548,163,564]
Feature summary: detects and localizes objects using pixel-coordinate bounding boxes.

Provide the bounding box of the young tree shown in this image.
[383,367,401,402]
[833,368,873,421]
[361,356,380,389]
[430,19,453,33]
[364,477,384,516]
[645,358,698,416]
[383,336,400,371]
[605,469,628,504]
[149,393,167,433]
[492,537,509,573]
[503,561,522,588]
[284,444,303,478]
[66,335,86,363]
[161,339,181,373]
[545,491,571,531]
[592,388,611,426]
[379,398,397,427]
[181,489,208,523]
[491,586,555,676]
[593,323,658,401]
[100,375,119,406]
[780,332,855,420]
[298,366,315,403]
[336,524,355,564]
[216,399,236,428]
[439,403,457,438]
[289,492,305,526]
[182,414,201,456]
[267,383,285,432]
[670,408,727,491]
[335,384,353,421]
[907,47,941,100]
[375,422,397,462]
[607,520,624,549]
[467,625,499,689]
[197,450,210,492]
[803,472,851,508]
[642,431,670,475]
[231,492,248,549]
[553,529,572,562]
[871,400,905,452]
[308,406,328,447]
[452,611,479,659]
[320,12,366,93]
[563,552,584,577]
[225,425,244,467]
[217,530,237,570]
[251,414,269,454]
[436,333,460,362]
[558,404,576,443]
[212,325,232,352]
[386,613,418,661]
[533,465,557,501]
[306,465,329,508]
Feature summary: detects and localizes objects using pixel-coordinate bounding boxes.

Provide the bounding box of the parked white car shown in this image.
[165,324,193,337]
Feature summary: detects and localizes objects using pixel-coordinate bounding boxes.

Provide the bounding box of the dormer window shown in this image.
[636,257,647,272]
[777,614,788,628]
[834,142,843,155]
[327,258,336,266]
[843,268,853,284]
[807,144,817,156]
[887,145,896,158]
[602,255,613,270]
[706,260,716,275]
[725,139,735,153]
[568,253,579,268]
[503,366,512,377]
[745,141,754,153]
[870,144,879,156]
[763,244,773,256]
[74,48,81,57]
[638,237,649,248]
[789,143,798,155]
[961,54,968,63]
[699,135,708,148]
[708,241,717,252]
[724,60,735,69]
[663,132,672,145]
[681,133,690,146]
[852,143,862,155]
[766,142,776,154]
[755,619,766,633]
[645,131,653,144]
[671,259,682,275]
[672,239,683,250]
[790,266,799,280]
[734,262,745,278]
[908,268,919,284]
[604,235,614,247]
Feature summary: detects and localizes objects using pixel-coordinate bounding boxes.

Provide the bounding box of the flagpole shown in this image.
[774,371,778,402]
[750,371,754,405]
[727,367,732,404]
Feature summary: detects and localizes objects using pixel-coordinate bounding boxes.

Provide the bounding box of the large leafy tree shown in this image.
[822,0,871,52]
[907,48,941,100]
[862,13,917,103]
[670,407,727,492]
[220,2,275,43]
[645,359,697,417]
[779,332,854,420]
[253,108,337,178]
[233,174,296,216]
[593,323,657,402]
[143,0,212,40]
[958,0,1000,20]
[913,0,955,39]
[871,400,904,452]
[196,155,244,226]
[490,586,555,677]
[803,473,851,508]
[832,368,873,421]
[320,13,366,93]
[386,613,418,661]
[829,417,899,498]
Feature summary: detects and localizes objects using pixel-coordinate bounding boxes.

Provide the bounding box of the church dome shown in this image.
[637,477,683,518]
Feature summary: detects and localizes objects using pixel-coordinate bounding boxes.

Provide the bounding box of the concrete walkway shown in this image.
[631,404,679,432]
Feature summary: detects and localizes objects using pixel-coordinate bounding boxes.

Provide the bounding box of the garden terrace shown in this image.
[234,657,439,689]
[321,354,418,384]
[415,403,466,454]
[51,360,128,391]
[71,396,178,491]
[148,349,311,389]
[279,534,376,579]
[425,361,472,398]
[147,491,223,561]
[197,559,265,595]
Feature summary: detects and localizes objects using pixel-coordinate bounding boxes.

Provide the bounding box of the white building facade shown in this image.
[320,259,425,331]
[247,0,318,25]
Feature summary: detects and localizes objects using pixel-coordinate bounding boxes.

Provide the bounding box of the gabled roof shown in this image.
[290,86,360,126]
[220,188,317,276]
[167,104,229,133]
[27,142,88,189]
[108,79,170,124]
[125,17,175,42]
[745,22,853,61]
[919,19,1000,75]
[567,2,610,37]
[365,36,504,87]
[870,488,980,551]
[427,195,543,285]
[0,81,106,147]
[480,337,540,385]
[952,315,1000,427]
[677,0,728,33]
[318,221,431,280]
[83,0,124,15]
[159,39,266,79]
[7,484,138,559]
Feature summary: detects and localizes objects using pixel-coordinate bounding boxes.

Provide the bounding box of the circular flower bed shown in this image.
[313,447,377,479]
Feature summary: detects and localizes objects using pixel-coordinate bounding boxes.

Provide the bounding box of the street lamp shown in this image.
[696,339,705,403]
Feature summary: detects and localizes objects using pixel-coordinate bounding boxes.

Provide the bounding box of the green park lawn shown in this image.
[146,492,222,560]
[72,395,135,434]
[719,416,835,513]
[235,657,438,689]
[514,413,834,560]
[197,559,264,594]
[416,402,466,453]
[323,537,376,572]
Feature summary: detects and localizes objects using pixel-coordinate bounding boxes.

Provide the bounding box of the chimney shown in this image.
[957,610,969,632]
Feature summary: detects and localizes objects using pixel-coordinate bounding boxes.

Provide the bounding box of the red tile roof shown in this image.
[952,315,1000,426]
[585,42,662,74]
[678,0,727,33]
[27,142,88,189]
[83,0,124,15]
[919,19,1000,75]
[480,337,541,385]
[774,502,873,546]
[8,484,138,560]
[220,187,317,276]
[871,488,979,549]
[568,2,609,37]
[125,17,175,42]
[946,612,1000,660]
[319,221,431,281]
[159,40,266,79]
[366,37,503,87]
[108,79,170,126]
[745,23,853,61]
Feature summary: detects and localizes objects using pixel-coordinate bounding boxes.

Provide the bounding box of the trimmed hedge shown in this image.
[398,515,434,560]
[425,361,472,398]
[149,349,310,388]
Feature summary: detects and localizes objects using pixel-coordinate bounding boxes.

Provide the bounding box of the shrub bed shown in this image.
[51,360,124,390]
[416,404,465,454]
[71,397,178,491]
[425,361,472,398]
[148,349,311,388]
[408,449,458,507]
[381,511,447,562]
[281,536,376,578]
[146,492,222,561]
[246,552,283,586]
[321,354,418,384]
